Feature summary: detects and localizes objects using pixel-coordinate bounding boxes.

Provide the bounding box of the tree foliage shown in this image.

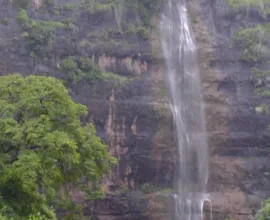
[0,74,116,219]
[256,198,270,220]
[18,9,63,58]
[61,56,129,85]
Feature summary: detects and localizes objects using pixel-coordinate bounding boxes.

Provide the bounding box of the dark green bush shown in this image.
[61,56,84,83]
[28,23,56,57]
[79,57,96,71]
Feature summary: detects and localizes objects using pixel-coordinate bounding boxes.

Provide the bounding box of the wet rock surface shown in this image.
[0,0,270,219]
[193,0,270,219]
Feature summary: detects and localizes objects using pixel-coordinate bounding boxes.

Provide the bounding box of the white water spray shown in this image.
[160,0,212,219]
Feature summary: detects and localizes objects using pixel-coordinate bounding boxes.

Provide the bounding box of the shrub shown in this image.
[61,56,129,85]
[140,183,156,194]
[79,57,96,71]
[62,19,75,29]
[125,24,150,40]
[61,56,84,84]
[17,9,31,28]
[119,186,129,195]
[53,9,60,15]
[2,18,9,26]
[136,26,150,40]
[17,9,63,57]
[62,56,77,72]
[256,198,270,220]
[27,23,56,57]
[95,3,112,12]
[233,24,270,62]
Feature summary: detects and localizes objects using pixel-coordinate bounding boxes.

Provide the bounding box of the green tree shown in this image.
[0,74,116,219]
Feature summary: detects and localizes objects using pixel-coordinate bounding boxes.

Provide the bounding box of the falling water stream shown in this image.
[160,0,212,219]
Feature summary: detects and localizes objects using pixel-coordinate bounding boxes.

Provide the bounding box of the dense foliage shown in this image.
[61,56,128,85]
[18,9,63,58]
[234,23,270,62]
[256,198,270,220]
[0,74,116,219]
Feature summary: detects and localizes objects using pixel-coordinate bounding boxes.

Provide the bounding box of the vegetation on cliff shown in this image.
[17,8,63,58]
[231,2,270,218]
[0,74,116,219]
[61,56,129,85]
[233,23,270,62]
[227,0,270,13]
[256,198,270,220]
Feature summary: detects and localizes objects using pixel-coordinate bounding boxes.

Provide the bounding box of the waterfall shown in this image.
[160,0,211,219]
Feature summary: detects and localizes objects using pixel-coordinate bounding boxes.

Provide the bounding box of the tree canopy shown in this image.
[0,74,116,219]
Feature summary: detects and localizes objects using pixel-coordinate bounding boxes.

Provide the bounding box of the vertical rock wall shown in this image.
[1,0,270,219]
[189,0,270,219]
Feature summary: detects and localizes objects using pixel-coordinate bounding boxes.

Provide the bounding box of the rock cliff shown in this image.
[196,0,270,219]
[0,0,270,219]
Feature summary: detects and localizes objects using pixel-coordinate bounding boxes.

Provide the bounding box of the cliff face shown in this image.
[0,0,174,219]
[0,0,270,219]
[195,0,270,219]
